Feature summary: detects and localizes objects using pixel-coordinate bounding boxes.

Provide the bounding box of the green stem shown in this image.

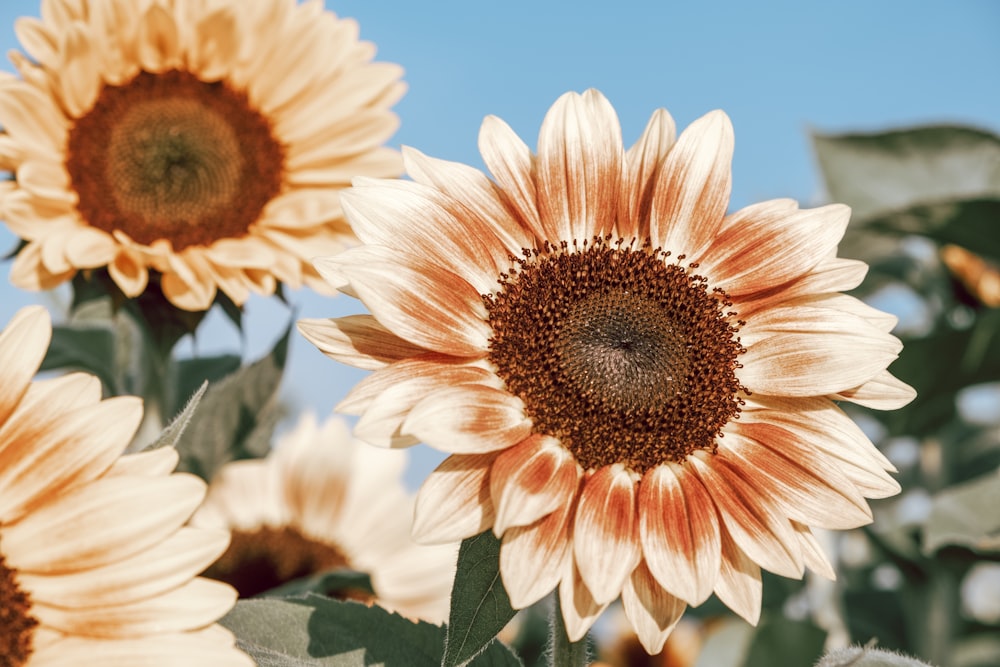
[549,595,589,667]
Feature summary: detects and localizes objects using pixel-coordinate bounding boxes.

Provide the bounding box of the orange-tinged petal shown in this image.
[413,453,496,544]
[57,21,102,117]
[0,305,51,426]
[831,370,916,410]
[500,492,576,608]
[403,384,532,454]
[107,248,149,297]
[297,315,428,371]
[621,560,687,655]
[573,464,641,604]
[650,110,733,258]
[479,114,544,239]
[137,2,181,73]
[638,463,720,605]
[491,434,581,535]
[106,447,181,477]
[323,246,492,357]
[536,89,623,242]
[736,257,869,317]
[688,452,803,579]
[32,577,236,638]
[2,474,206,574]
[622,107,676,238]
[31,631,254,667]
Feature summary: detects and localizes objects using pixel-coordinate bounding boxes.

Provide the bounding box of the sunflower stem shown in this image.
[549,595,590,667]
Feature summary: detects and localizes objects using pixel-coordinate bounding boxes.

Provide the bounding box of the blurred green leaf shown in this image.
[843,590,910,654]
[40,324,116,392]
[742,614,826,667]
[262,569,374,600]
[221,595,521,666]
[952,634,1000,667]
[923,472,1000,555]
[170,353,241,416]
[813,125,1000,222]
[442,531,518,667]
[142,381,207,453]
[863,199,1000,263]
[174,324,291,481]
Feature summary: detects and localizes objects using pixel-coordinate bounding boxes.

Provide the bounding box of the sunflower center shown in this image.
[485,238,747,474]
[0,548,38,666]
[202,525,352,598]
[65,70,285,251]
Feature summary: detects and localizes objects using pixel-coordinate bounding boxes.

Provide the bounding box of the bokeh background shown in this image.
[1,0,998,487]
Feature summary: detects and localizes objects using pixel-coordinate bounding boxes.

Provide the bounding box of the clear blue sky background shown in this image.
[1,0,998,486]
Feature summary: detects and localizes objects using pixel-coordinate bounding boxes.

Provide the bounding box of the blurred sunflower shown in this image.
[299,89,917,653]
[0,306,249,666]
[192,412,457,624]
[0,0,404,310]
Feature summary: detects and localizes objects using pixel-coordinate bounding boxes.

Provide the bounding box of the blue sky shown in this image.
[0,0,998,485]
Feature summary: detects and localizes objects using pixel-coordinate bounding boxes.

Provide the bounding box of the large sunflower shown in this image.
[192,412,457,624]
[0,0,404,310]
[298,89,915,653]
[0,306,250,666]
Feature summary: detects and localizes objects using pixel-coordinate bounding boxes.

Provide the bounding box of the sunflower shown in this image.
[192,412,457,624]
[0,0,404,311]
[299,89,918,652]
[0,306,250,666]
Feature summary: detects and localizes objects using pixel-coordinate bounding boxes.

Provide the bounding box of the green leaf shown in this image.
[741,615,826,667]
[40,324,117,392]
[141,381,207,453]
[952,633,1000,667]
[442,531,518,667]
[173,324,291,481]
[170,353,241,416]
[922,472,1000,555]
[220,595,521,667]
[863,198,1000,263]
[812,125,1000,222]
[262,569,374,599]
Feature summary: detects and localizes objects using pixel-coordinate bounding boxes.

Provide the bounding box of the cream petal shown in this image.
[558,559,610,642]
[57,21,102,117]
[638,463,720,605]
[160,253,218,311]
[63,226,118,268]
[298,315,428,371]
[323,246,492,357]
[736,257,870,317]
[622,107,676,238]
[535,89,623,242]
[18,527,229,608]
[491,434,581,535]
[412,453,496,544]
[479,114,544,239]
[573,464,641,604]
[258,188,344,229]
[621,560,687,655]
[9,240,76,290]
[0,305,50,426]
[688,452,804,579]
[31,632,254,667]
[720,426,874,530]
[136,2,181,73]
[713,526,762,625]
[2,474,206,574]
[107,249,149,298]
[203,237,276,269]
[739,307,903,397]
[0,395,142,522]
[342,178,509,295]
[403,145,534,257]
[704,203,850,297]
[14,17,58,67]
[17,160,75,205]
[0,80,67,153]
[831,370,916,410]
[650,110,733,257]
[188,8,239,81]
[106,447,180,477]
[403,384,533,454]
[499,495,576,609]
[793,522,836,580]
[31,577,236,638]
